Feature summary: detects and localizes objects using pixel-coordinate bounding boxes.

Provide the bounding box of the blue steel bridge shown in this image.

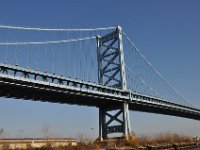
[0,25,199,140]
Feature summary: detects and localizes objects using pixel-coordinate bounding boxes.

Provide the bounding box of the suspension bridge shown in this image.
[0,25,199,141]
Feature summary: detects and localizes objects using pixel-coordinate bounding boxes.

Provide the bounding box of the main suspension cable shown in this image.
[0,25,115,32]
[0,36,96,45]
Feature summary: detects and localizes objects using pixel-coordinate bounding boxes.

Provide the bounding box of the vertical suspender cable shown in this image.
[4,29,9,64]
[60,31,64,75]
[51,31,54,73]
[59,31,62,75]
[35,31,39,70]
[15,30,20,66]
[28,32,32,68]
[44,31,48,72]
[87,38,90,81]
[83,38,86,81]
[89,31,93,82]
[25,30,29,68]
[79,31,82,80]
[73,39,75,77]
[53,32,55,73]
[67,30,70,77]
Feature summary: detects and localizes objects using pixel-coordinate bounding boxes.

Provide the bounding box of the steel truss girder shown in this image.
[0,63,200,114]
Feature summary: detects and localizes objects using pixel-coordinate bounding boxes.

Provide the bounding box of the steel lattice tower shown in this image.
[96,26,131,141]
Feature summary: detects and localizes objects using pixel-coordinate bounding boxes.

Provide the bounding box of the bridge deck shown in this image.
[0,64,200,120]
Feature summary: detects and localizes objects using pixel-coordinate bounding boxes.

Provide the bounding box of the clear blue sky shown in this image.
[0,0,200,138]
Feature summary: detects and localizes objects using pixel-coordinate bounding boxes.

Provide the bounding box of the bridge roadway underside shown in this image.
[0,76,200,121]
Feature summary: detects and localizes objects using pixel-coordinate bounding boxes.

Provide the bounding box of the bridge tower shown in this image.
[96,26,131,141]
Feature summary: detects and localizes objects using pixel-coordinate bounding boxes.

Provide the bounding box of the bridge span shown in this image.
[0,25,199,140]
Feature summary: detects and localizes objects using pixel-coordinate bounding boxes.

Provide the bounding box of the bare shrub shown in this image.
[42,123,52,138]
[0,128,5,138]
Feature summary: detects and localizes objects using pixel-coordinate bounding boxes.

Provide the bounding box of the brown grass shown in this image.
[128,132,193,147]
[25,133,194,149]
[27,143,101,150]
